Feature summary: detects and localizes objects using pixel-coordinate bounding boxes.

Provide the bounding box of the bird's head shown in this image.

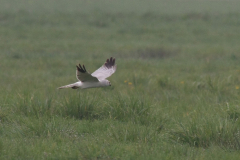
[101,80,111,87]
[106,80,111,86]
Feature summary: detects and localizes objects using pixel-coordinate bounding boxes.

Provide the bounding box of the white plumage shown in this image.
[58,57,117,89]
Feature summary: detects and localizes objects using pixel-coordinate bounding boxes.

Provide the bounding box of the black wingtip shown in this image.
[76,64,86,73]
[83,65,86,71]
[104,57,116,68]
[112,58,115,64]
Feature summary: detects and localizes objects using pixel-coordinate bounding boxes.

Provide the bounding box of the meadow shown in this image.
[1,0,240,159]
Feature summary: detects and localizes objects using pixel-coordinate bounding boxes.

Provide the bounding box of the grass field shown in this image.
[1,0,240,159]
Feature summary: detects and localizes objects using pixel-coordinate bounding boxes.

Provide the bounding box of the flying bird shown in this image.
[58,57,117,89]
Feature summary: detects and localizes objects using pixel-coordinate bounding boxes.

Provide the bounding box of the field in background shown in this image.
[1,0,240,159]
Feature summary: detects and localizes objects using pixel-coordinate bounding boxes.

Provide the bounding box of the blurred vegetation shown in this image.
[1,0,240,159]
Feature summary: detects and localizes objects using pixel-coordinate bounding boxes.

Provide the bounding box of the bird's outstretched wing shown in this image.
[91,57,117,80]
[76,64,99,82]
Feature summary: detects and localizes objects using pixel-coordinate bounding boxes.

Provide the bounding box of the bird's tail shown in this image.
[58,83,79,89]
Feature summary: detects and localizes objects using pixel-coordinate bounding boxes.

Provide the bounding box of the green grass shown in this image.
[1,0,240,159]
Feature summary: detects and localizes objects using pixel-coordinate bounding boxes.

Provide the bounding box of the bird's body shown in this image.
[58,57,116,89]
[58,80,110,89]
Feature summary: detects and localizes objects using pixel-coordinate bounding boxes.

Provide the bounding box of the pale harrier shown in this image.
[58,57,117,89]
